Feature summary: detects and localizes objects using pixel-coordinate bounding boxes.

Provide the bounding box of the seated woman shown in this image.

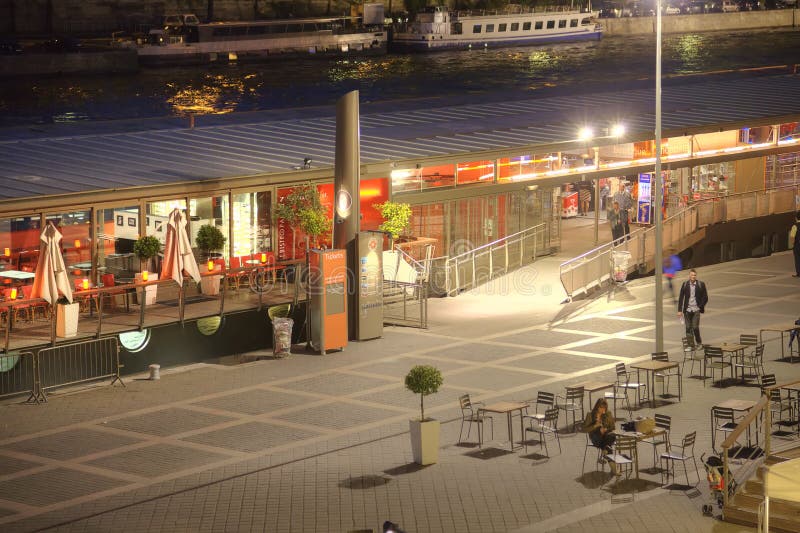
[583,398,616,453]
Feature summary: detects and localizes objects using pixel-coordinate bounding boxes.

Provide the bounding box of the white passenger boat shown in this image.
[137,8,387,66]
[391,5,602,52]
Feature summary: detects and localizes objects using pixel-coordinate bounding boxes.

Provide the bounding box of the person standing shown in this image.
[579,185,592,216]
[608,201,624,244]
[790,210,800,277]
[613,182,633,238]
[677,269,708,345]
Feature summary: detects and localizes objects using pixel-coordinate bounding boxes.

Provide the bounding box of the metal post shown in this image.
[654,0,665,353]
[722,448,729,507]
[179,281,185,326]
[594,177,600,245]
[138,286,146,330]
[96,291,103,338]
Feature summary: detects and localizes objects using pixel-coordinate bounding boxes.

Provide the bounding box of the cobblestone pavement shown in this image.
[1,242,798,532]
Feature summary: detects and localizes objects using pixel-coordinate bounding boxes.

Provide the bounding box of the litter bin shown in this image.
[269,304,293,358]
[611,250,631,283]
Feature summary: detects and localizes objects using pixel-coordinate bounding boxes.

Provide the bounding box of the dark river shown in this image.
[1,27,799,128]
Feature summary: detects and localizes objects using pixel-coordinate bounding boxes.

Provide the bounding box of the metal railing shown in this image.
[34,337,123,402]
[441,223,549,297]
[560,185,800,299]
[0,350,36,401]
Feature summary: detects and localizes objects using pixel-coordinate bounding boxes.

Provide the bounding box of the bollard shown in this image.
[189,114,195,129]
[148,364,161,380]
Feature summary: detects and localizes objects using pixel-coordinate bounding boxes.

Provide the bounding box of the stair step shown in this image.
[733,492,800,517]
[724,505,800,533]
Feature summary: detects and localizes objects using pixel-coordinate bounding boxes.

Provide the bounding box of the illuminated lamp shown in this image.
[10,288,17,299]
[578,127,593,141]
[74,239,81,248]
[611,124,626,137]
[82,279,89,290]
[3,247,9,257]
[207,260,214,272]
[141,270,149,282]
[260,253,267,263]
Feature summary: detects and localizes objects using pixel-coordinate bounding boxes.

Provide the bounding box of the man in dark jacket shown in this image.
[677,269,708,345]
[790,210,800,277]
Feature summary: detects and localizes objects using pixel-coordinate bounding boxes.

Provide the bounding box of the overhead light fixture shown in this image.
[578,127,593,141]
[611,123,626,137]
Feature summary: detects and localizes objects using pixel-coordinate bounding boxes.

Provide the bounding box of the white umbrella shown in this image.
[161,208,201,286]
[31,222,73,305]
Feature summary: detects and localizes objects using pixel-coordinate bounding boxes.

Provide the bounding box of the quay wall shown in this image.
[0,49,138,78]
[601,10,799,35]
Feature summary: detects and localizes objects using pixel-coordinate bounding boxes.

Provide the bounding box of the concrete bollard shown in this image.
[148,364,161,380]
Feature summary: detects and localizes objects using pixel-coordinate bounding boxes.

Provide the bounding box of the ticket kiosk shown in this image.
[308,249,348,354]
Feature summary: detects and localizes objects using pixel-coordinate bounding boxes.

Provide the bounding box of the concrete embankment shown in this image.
[601,9,799,35]
[0,49,138,78]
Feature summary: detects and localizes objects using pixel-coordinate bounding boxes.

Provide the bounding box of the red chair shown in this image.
[101,273,130,311]
[73,278,97,314]
[260,251,285,283]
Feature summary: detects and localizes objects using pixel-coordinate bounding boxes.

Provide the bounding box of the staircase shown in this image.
[723,445,800,532]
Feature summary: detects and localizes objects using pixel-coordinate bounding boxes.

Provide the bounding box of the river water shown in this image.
[1,27,799,128]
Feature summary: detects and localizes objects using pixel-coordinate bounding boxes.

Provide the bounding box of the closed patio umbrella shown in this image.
[161,208,201,286]
[31,222,73,305]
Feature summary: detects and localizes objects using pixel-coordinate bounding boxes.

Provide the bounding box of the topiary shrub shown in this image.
[404,365,443,421]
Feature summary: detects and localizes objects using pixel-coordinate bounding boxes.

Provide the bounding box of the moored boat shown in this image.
[391,5,602,52]
[136,6,387,66]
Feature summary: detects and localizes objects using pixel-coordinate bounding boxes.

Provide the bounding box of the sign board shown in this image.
[355,232,383,341]
[561,192,578,218]
[637,173,652,224]
[309,249,348,354]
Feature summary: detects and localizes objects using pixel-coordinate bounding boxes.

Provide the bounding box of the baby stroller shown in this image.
[701,453,736,516]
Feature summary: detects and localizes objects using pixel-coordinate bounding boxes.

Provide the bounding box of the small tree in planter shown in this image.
[405,365,443,465]
[375,201,412,249]
[133,235,161,272]
[274,183,332,257]
[195,224,226,261]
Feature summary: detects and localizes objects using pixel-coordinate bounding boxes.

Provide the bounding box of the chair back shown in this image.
[654,413,671,431]
[753,344,764,358]
[101,273,115,287]
[739,334,758,346]
[712,407,734,424]
[21,284,32,298]
[565,386,584,401]
[615,435,637,454]
[213,258,226,271]
[230,256,242,269]
[651,351,669,362]
[704,346,723,358]
[536,391,555,409]
[761,373,777,389]
[682,431,697,451]
[682,336,696,350]
[615,363,628,378]
[459,394,475,414]
[543,407,559,427]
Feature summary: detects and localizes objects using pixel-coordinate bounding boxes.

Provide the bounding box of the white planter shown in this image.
[56,302,79,338]
[135,273,159,305]
[409,419,440,465]
[200,264,221,296]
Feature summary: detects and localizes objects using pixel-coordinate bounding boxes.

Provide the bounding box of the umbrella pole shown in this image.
[51,309,57,346]
[179,281,185,326]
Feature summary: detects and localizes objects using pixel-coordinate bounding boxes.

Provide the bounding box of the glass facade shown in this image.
[189,195,230,258]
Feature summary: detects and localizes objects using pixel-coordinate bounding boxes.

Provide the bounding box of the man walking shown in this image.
[608,201,624,244]
[613,182,633,239]
[677,269,708,345]
[790,210,800,277]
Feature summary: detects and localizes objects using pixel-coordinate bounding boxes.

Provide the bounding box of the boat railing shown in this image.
[453,6,582,18]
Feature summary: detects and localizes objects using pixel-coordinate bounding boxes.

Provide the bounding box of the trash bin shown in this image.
[611,250,631,283]
[269,304,293,358]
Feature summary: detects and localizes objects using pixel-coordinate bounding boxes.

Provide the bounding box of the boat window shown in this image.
[486,24,495,32]
[523,22,532,30]
[510,22,519,31]
[473,24,482,33]
[570,19,578,27]
[534,21,542,30]
[558,19,567,28]
[452,22,462,35]
[498,23,507,32]
[546,20,555,29]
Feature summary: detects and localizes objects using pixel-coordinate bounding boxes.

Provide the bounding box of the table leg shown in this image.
[518,408,525,451]
[507,412,513,451]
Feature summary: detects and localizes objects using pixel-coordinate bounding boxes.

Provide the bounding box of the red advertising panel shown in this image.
[359,177,389,232]
[309,249,348,353]
[276,183,334,261]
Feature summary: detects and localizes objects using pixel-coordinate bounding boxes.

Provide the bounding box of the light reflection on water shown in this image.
[1,28,799,126]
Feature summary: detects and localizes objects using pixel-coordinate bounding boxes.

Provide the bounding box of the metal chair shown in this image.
[556,386,585,433]
[603,383,632,420]
[524,407,561,456]
[711,407,737,453]
[660,431,699,488]
[652,351,681,399]
[605,435,638,480]
[682,336,704,377]
[739,334,758,347]
[704,346,730,387]
[581,431,606,475]
[761,374,797,434]
[641,413,671,468]
[523,391,556,423]
[615,363,646,407]
[734,344,765,383]
[458,394,493,447]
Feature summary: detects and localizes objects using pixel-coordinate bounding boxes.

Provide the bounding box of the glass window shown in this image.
[525,22,533,30]
[547,20,555,29]
[486,24,495,33]
[473,24,482,33]
[511,22,519,31]
[46,210,92,285]
[570,19,578,27]
[96,205,140,281]
[0,215,41,280]
[558,19,567,28]
[498,23,507,32]
[359,178,389,232]
[146,199,187,246]
[457,160,495,185]
[391,164,456,193]
[232,191,272,258]
[189,195,230,258]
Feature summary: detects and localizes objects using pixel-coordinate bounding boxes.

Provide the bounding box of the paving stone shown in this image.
[443,366,549,392]
[351,357,471,378]
[0,454,41,476]
[274,402,402,431]
[86,443,230,478]
[566,338,653,358]
[494,329,600,349]
[1,428,142,461]
[503,352,614,373]
[425,342,536,363]
[181,421,320,453]
[105,408,236,437]
[559,317,650,335]
[191,389,312,416]
[0,468,128,506]
[273,372,394,396]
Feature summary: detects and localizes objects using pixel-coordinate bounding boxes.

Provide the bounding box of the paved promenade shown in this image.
[1,223,799,531]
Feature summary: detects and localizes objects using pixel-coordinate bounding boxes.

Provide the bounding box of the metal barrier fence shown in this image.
[0,351,36,402]
[560,185,800,299]
[441,223,549,297]
[34,337,124,402]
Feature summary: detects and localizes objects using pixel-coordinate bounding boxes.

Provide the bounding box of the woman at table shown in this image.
[583,398,616,453]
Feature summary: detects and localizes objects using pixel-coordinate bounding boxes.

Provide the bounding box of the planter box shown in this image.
[409,419,440,465]
[134,273,159,305]
[56,302,79,338]
[200,263,221,296]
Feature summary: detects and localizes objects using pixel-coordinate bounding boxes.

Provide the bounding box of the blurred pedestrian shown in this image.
[663,249,682,303]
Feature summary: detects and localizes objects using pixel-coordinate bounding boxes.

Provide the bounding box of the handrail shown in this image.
[446,223,546,264]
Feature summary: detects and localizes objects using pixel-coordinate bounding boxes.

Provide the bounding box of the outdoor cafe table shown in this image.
[712,398,758,451]
[570,380,614,410]
[706,343,748,384]
[479,401,529,451]
[780,383,800,436]
[0,270,35,281]
[630,360,682,408]
[760,325,800,363]
[616,428,667,479]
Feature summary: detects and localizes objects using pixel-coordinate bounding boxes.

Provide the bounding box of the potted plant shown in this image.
[133,235,161,305]
[195,224,226,295]
[375,201,412,250]
[55,295,79,338]
[405,365,443,465]
[274,183,332,258]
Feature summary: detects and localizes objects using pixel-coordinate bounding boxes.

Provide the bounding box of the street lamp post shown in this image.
[654,0,665,353]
